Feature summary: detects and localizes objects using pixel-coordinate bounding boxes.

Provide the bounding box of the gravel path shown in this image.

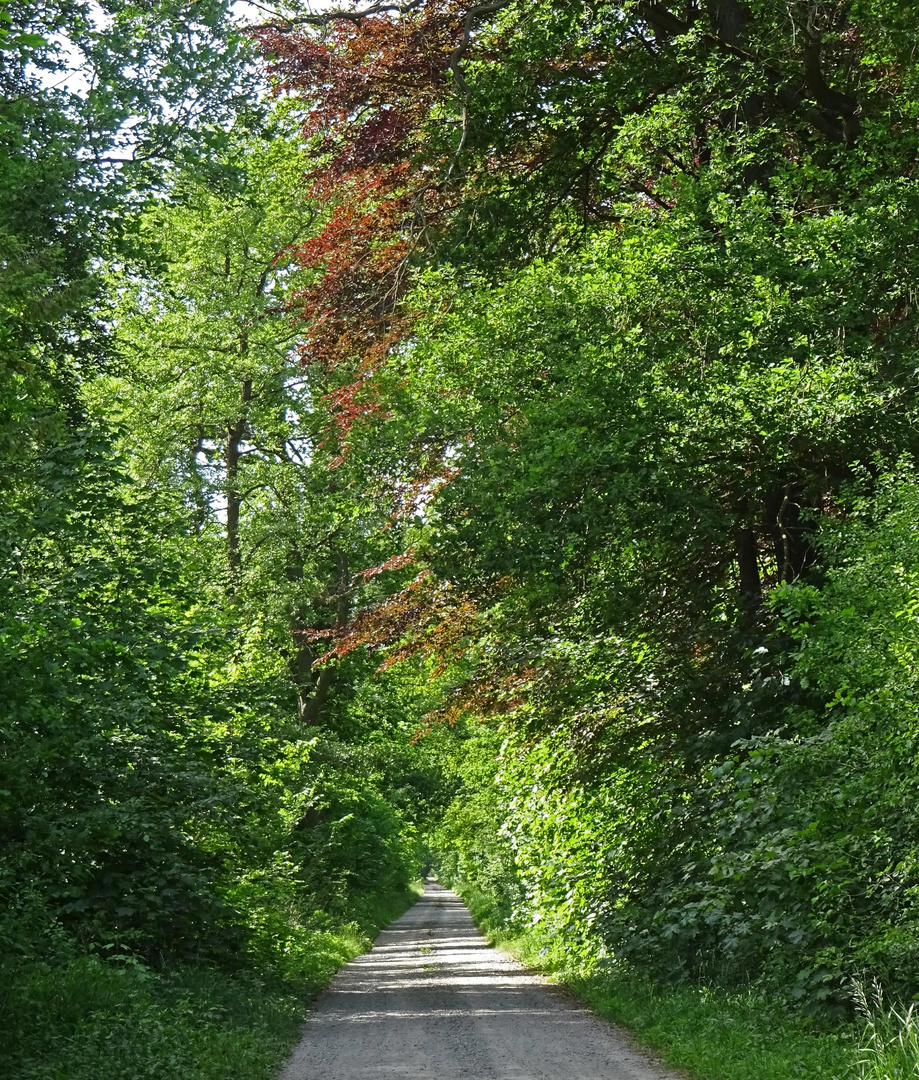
[280,881,683,1080]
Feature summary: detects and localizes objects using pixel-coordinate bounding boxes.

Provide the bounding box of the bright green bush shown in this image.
[1,884,420,1080]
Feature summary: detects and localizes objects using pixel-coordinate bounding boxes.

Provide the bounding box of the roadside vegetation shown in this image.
[459,880,854,1080]
[3,886,421,1080]
[461,881,919,1080]
[1,7,443,1077]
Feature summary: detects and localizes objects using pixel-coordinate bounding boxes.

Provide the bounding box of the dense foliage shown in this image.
[1,6,446,1075]
[253,0,919,1017]
[6,1,919,1075]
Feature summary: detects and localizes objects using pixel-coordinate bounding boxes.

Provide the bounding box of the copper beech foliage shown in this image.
[253,5,465,374]
[258,0,879,715]
[299,569,528,730]
[252,0,905,724]
[253,1,532,434]
[253,4,503,705]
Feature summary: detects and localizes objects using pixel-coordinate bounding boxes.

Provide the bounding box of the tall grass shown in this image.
[855,984,919,1080]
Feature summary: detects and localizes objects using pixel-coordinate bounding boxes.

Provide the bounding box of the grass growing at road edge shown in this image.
[1,881,423,1080]
[853,985,919,1080]
[456,880,858,1080]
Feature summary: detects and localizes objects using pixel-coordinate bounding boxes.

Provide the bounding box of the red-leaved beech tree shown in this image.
[250,3,507,697]
[254,5,469,373]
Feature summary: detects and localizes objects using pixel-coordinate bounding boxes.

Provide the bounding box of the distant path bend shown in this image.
[281,881,682,1080]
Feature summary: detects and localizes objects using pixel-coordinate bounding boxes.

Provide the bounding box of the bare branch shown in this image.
[249,0,426,32]
[445,0,513,180]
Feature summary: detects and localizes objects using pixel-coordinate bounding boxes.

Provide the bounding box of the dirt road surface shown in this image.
[280,881,683,1080]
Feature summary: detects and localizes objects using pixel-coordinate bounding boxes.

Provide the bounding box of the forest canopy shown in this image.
[246,0,919,1007]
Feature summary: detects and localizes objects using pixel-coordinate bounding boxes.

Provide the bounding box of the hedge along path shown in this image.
[280,881,682,1080]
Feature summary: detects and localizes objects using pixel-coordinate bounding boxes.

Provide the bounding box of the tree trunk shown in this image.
[736,526,762,609]
[298,548,350,724]
[190,429,209,532]
[764,484,816,584]
[226,378,252,571]
[286,547,351,725]
[710,0,747,44]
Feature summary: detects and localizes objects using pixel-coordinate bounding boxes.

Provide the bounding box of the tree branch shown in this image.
[635,1,860,144]
[444,1,514,179]
[249,0,426,33]
[801,19,860,143]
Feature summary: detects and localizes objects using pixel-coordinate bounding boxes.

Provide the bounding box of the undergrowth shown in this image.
[1,883,422,1080]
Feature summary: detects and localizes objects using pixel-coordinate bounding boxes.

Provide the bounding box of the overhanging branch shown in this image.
[634,0,861,144]
[249,0,425,32]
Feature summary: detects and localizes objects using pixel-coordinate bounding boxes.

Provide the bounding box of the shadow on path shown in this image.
[280,882,683,1080]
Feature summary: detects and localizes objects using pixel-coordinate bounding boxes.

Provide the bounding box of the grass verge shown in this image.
[455,881,859,1080]
[1,881,423,1080]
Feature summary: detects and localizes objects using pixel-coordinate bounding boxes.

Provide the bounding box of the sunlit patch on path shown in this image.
[280,882,681,1080]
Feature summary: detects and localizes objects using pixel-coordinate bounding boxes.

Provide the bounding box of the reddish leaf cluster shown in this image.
[299,570,438,659]
[386,461,460,522]
[299,570,479,673]
[257,10,456,172]
[355,549,417,580]
[253,5,519,707]
[254,7,466,394]
[300,565,534,729]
